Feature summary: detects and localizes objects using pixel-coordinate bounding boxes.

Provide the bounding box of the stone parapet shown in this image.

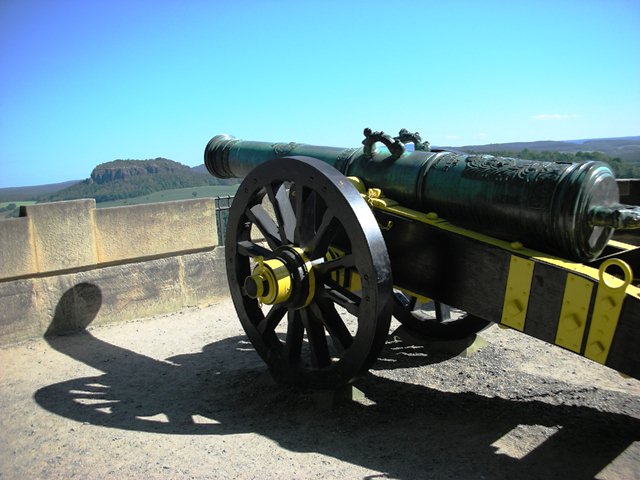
[0,249,228,345]
[94,199,218,263]
[1,198,218,281]
[0,198,227,345]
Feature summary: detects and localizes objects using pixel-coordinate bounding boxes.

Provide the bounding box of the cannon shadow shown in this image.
[34,284,640,479]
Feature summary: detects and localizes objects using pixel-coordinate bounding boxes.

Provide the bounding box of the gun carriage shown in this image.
[205,129,640,389]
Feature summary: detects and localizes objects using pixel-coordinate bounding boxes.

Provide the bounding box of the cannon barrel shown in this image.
[205,129,640,261]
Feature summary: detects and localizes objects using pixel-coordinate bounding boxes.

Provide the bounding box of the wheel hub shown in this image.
[243,246,315,309]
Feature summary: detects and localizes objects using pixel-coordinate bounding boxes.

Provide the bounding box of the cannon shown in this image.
[204,128,640,389]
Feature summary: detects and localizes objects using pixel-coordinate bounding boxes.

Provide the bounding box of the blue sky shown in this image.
[1,0,638,188]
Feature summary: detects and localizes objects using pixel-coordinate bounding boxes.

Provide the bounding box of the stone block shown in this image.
[0,278,43,343]
[181,248,229,306]
[78,256,186,328]
[22,199,98,273]
[0,217,36,279]
[94,198,218,263]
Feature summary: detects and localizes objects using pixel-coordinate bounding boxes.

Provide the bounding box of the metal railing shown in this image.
[214,195,234,246]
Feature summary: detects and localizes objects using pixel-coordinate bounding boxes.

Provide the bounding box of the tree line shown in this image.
[40,171,238,203]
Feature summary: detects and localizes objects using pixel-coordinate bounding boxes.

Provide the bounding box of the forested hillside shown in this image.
[41,158,237,203]
[0,180,81,202]
[457,136,640,163]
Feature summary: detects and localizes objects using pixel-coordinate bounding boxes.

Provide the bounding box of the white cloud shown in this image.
[444,135,460,140]
[532,113,578,121]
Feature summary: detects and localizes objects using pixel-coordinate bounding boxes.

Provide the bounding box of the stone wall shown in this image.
[0,199,227,345]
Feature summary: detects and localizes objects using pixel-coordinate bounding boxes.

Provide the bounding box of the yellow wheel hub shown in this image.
[243,247,315,308]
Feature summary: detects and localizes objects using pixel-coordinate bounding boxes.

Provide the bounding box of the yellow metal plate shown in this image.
[585,259,633,364]
[501,256,535,331]
[555,274,593,353]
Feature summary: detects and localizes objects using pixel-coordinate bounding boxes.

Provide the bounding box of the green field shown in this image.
[0,201,36,208]
[96,184,239,208]
[0,201,36,218]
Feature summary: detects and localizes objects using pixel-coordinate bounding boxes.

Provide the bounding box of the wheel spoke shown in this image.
[284,310,304,362]
[294,186,317,247]
[311,299,353,352]
[302,308,332,368]
[408,296,418,310]
[435,302,452,323]
[275,183,296,243]
[237,240,272,258]
[395,291,418,311]
[308,210,341,259]
[246,204,281,250]
[314,254,356,277]
[257,305,287,335]
[319,279,361,317]
[266,183,292,244]
[291,182,303,245]
[265,183,287,244]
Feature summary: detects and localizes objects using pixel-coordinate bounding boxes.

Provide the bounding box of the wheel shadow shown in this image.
[34,284,640,479]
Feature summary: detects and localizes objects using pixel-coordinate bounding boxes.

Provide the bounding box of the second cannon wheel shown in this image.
[393,291,490,340]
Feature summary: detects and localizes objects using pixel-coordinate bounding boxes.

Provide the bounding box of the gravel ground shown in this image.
[1,300,639,479]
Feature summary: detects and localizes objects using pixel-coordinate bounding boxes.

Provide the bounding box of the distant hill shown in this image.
[0,180,80,202]
[41,158,236,203]
[453,136,640,163]
[191,164,208,174]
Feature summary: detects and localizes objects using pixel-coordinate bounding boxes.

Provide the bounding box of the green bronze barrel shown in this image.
[205,131,638,261]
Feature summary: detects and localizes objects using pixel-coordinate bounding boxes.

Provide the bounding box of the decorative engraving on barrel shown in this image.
[434,153,460,172]
[272,142,300,156]
[463,155,566,183]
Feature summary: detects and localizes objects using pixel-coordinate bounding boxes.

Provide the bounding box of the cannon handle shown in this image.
[395,128,431,152]
[362,128,405,160]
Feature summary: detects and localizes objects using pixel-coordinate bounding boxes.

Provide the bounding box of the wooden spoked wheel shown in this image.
[225,156,393,389]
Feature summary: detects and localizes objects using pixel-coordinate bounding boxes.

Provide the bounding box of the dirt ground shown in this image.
[1,300,639,479]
